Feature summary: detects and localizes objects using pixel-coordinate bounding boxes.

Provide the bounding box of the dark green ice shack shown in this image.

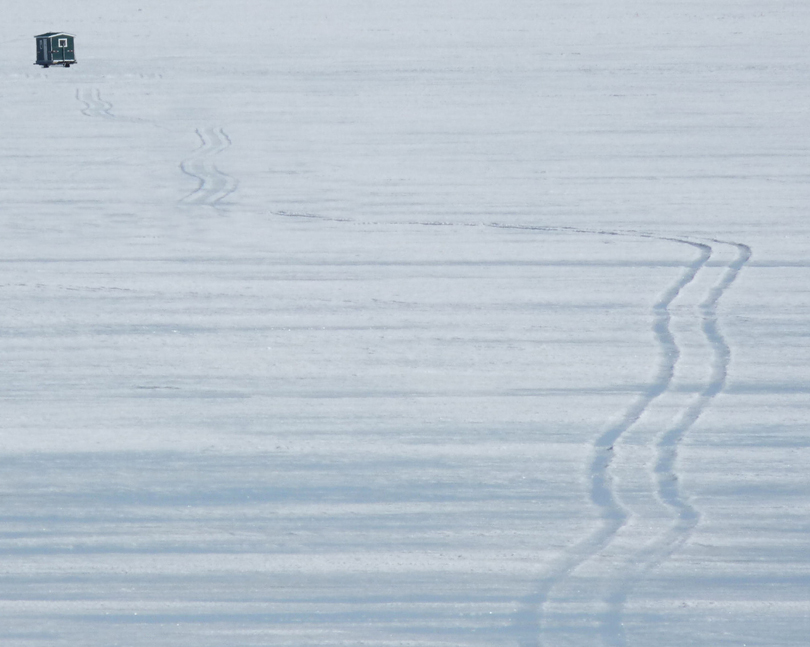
[35,33,76,68]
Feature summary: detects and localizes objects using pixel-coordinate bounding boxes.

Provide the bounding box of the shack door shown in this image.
[52,37,68,61]
[37,38,46,63]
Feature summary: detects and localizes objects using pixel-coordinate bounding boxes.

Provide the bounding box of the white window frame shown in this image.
[58,38,68,48]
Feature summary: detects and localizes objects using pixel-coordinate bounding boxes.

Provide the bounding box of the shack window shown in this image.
[58,38,67,47]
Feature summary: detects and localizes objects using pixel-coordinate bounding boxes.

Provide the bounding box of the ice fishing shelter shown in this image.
[35,33,76,68]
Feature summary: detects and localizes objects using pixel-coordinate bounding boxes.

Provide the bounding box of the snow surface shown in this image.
[1,1,809,645]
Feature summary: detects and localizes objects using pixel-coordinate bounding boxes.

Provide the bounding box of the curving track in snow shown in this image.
[270,214,751,647]
[484,229,712,647]
[272,214,751,647]
[76,87,116,119]
[76,90,233,205]
[589,240,752,647]
[68,88,754,642]
[76,88,154,125]
[517,236,751,647]
[178,127,238,206]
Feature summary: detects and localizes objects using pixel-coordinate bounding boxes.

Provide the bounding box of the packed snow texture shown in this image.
[1,1,809,645]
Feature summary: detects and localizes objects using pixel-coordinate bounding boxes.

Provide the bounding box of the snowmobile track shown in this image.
[76,87,155,126]
[252,211,751,647]
[76,88,115,119]
[485,227,714,647]
[179,127,238,206]
[590,239,752,647]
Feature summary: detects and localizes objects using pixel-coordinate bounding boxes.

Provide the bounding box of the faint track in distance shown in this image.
[75,90,237,207]
[179,127,238,207]
[76,87,157,126]
[76,87,116,119]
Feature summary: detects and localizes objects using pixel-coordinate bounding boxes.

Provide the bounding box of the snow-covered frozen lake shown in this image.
[1,1,809,645]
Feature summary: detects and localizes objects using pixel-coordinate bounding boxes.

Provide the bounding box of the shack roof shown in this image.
[35,32,75,38]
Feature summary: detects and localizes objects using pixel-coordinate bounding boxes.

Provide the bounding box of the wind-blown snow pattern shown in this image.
[2,2,810,646]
